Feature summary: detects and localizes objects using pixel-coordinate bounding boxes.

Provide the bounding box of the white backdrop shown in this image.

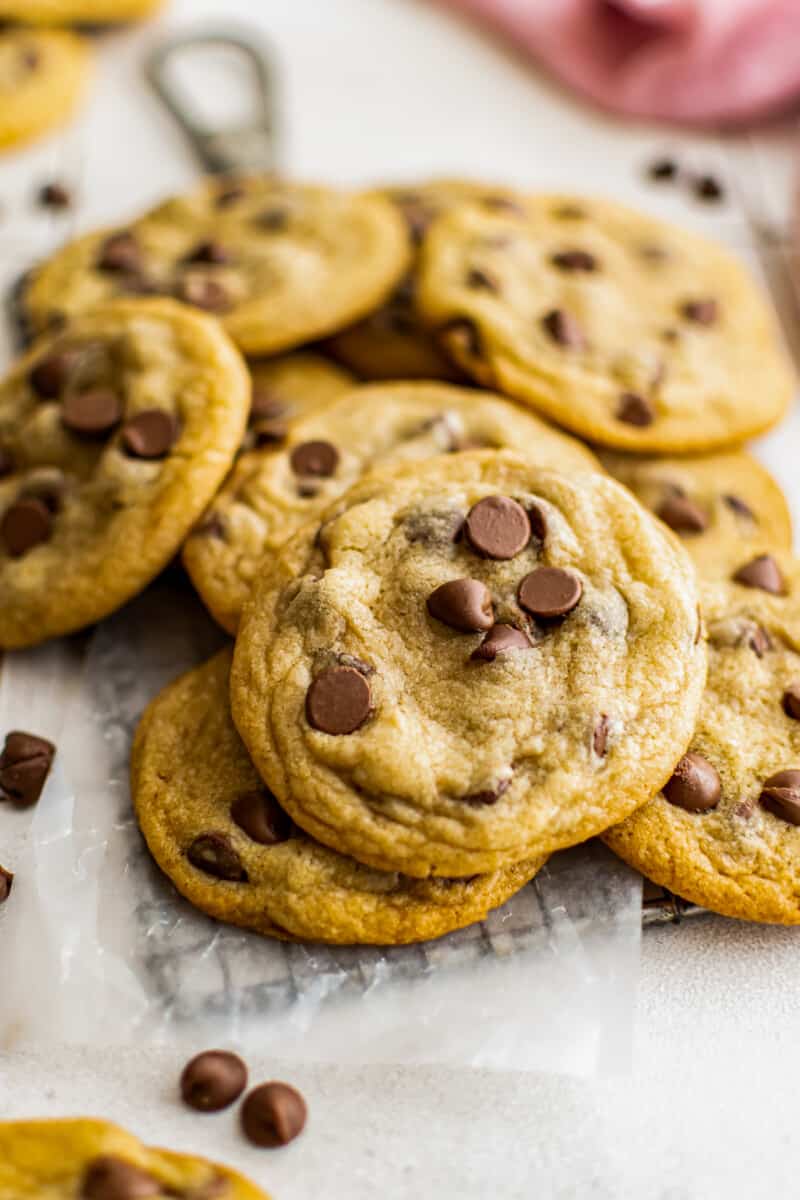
[2,2,800,1197]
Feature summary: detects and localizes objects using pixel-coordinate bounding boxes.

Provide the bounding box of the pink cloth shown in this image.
[436,0,800,126]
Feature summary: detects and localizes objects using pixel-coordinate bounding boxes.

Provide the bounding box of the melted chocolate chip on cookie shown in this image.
[465,496,530,560]
[427,579,494,632]
[662,753,720,813]
[187,832,248,881]
[732,554,785,595]
[306,666,372,735]
[760,769,800,826]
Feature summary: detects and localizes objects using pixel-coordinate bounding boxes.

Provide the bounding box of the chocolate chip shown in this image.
[306,666,372,735]
[656,492,709,534]
[97,231,141,274]
[194,512,226,539]
[178,276,232,312]
[62,388,123,438]
[121,410,178,459]
[0,865,13,904]
[466,267,499,292]
[1,498,52,557]
[692,174,724,203]
[527,504,547,543]
[593,715,610,758]
[732,554,785,595]
[647,157,678,182]
[759,769,800,825]
[783,686,800,721]
[180,1050,248,1112]
[662,753,721,812]
[463,778,511,805]
[255,206,290,231]
[550,249,597,272]
[724,494,755,521]
[289,440,339,478]
[465,495,530,560]
[440,317,483,361]
[80,1156,160,1199]
[38,181,71,210]
[518,567,582,619]
[471,623,532,661]
[241,1082,307,1148]
[681,298,718,326]
[29,346,85,398]
[541,309,585,349]
[187,832,248,881]
[231,790,292,845]
[0,731,56,809]
[748,625,772,658]
[215,184,245,208]
[0,447,13,478]
[250,387,287,421]
[184,240,230,265]
[427,578,494,633]
[616,392,654,427]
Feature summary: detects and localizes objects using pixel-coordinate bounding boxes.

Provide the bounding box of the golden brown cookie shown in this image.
[415,193,795,452]
[133,649,545,944]
[0,28,91,151]
[182,380,602,634]
[0,298,249,649]
[241,352,355,452]
[0,1118,268,1199]
[599,448,792,575]
[606,559,800,923]
[21,178,411,357]
[231,450,706,878]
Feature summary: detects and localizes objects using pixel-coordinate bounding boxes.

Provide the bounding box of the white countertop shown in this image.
[2,2,800,1197]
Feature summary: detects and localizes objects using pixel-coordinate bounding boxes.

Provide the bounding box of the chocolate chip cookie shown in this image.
[183,380,601,634]
[606,560,800,923]
[599,448,792,575]
[0,297,249,649]
[241,352,355,452]
[328,180,517,380]
[0,28,91,150]
[133,649,545,943]
[0,1118,268,1199]
[21,178,411,356]
[0,0,163,21]
[415,194,795,452]
[231,450,706,877]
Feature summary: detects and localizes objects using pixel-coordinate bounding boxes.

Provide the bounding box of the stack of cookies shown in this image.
[3,175,799,939]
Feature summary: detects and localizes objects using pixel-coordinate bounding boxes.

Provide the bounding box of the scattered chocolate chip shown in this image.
[62,388,123,438]
[121,410,178,459]
[656,492,709,534]
[1,498,52,557]
[255,206,290,231]
[783,686,800,721]
[724,494,755,521]
[550,249,597,272]
[289,440,339,478]
[306,666,372,735]
[692,174,724,203]
[732,554,785,595]
[184,240,230,265]
[80,1156,160,1199]
[180,1049,248,1112]
[662,752,721,813]
[465,495,530,560]
[241,1082,307,1148]
[527,503,547,543]
[38,181,72,210]
[680,298,718,326]
[647,157,678,182]
[593,715,611,758]
[250,388,287,421]
[463,778,511,805]
[465,267,499,292]
[215,184,245,209]
[541,309,585,350]
[748,625,772,658]
[29,346,85,398]
[187,832,248,881]
[518,567,582,619]
[97,231,141,274]
[471,623,532,661]
[427,578,494,633]
[440,317,483,360]
[0,447,13,478]
[231,790,293,845]
[760,769,800,825]
[616,392,654,427]
[178,275,232,312]
[0,865,13,904]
